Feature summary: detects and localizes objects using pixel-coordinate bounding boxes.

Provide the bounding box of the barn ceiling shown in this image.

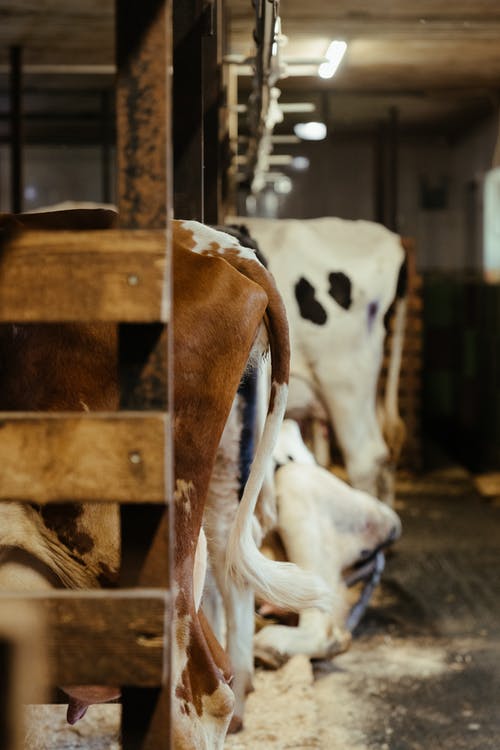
[228,0,500,133]
[0,0,498,132]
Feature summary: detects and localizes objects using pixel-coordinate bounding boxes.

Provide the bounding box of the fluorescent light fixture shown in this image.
[318,40,347,79]
[293,121,327,141]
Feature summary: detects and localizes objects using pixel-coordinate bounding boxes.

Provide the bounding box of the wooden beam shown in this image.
[0,229,168,322]
[116,0,171,228]
[116,1,172,747]
[0,412,167,504]
[0,590,168,686]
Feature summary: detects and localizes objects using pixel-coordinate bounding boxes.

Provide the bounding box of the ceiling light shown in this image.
[318,40,347,79]
[293,121,327,141]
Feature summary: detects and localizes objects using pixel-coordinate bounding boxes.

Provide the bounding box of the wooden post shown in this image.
[9,46,23,214]
[115,0,172,747]
[173,0,205,220]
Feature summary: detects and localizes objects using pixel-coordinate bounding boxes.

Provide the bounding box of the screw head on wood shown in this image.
[129,451,142,465]
[127,274,140,286]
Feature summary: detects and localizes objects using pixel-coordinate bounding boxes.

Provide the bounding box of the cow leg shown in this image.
[319,366,393,504]
[252,463,349,667]
[204,485,255,734]
[254,608,351,668]
[201,566,224,644]
[311,418,330,468]
[220,581,254,733]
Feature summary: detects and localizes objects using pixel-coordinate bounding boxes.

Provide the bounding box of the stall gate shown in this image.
[0,1,173,748]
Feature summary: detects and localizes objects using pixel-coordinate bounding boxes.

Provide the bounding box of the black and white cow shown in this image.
[226,216,408,506]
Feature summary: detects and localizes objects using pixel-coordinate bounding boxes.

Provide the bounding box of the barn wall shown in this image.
[254,110,499,472]
[262,109,499,276]
[276,138,375,220]
[423,275,500,471]
[0,145,116,212]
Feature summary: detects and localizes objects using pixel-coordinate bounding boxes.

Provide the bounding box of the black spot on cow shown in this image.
[294,277,328,325]
[328,272,352,310]
[40,503,95,557]
[367,300,379,331]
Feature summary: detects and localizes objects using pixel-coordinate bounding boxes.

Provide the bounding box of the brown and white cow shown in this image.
[0,210,331,748]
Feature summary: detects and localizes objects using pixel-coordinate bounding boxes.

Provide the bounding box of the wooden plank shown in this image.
[0,590,168,686]
[0,229,168,322]
[0,412,167,503]
[0,600,48,750]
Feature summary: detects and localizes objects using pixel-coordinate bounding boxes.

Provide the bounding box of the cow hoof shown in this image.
[324,630,351,659]
[228,715,244,733]
[254,646,289,670]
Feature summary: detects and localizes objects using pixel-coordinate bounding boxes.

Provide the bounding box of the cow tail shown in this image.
[224,261,334,613]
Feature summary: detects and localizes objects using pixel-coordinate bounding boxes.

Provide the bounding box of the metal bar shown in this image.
[388,106,399,232]
[202,0,221,224]
[9,46,23,214]
[373,125,385,225]
[100,91,113,204]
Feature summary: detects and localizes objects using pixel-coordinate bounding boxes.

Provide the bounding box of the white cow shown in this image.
[203,415,401,729]
[226,216,407,506]
[253,419,402,668]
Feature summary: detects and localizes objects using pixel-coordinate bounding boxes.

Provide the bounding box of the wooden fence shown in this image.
[0,1,173,748]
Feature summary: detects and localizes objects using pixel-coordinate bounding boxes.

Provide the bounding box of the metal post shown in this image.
[100,91,112,205]
[9,46,23,214]
[387,106,399,232]
[202,0,221,224]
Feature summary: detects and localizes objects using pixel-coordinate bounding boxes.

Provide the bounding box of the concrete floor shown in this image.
[227,469,500,749]
[24,468,500,749]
